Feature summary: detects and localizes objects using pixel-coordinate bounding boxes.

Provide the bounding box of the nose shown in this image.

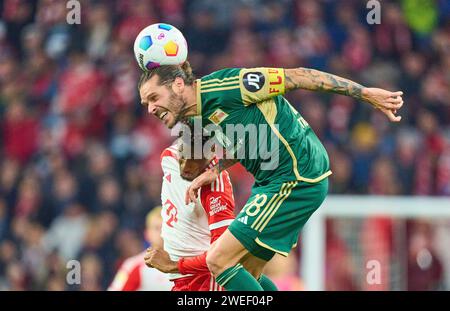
[147,103,157,115]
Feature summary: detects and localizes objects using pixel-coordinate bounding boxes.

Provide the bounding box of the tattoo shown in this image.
[285,68,364,100]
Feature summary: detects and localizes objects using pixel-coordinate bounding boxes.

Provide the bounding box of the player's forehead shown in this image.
[139,75,163,97]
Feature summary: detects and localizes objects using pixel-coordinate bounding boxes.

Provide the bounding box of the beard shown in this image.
[167,89,187,127]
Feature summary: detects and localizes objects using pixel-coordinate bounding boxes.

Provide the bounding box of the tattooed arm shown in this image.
[284,68,404,122]
[285,68,364,99]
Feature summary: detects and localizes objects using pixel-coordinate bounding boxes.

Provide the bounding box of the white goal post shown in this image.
[301,195,450,291]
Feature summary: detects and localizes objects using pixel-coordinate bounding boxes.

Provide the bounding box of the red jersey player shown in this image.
[108,207,173,291]
[148,136,234,291]
[145,124,275,291]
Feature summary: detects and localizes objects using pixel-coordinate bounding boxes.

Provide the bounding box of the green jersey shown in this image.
[195,67,331,186]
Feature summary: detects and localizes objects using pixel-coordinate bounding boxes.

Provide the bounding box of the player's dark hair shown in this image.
[137,61,195,90]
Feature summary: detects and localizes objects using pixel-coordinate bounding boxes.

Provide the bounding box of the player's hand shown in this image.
[185,168,219,204]
[361,88,404,122]
[144,247,178,273]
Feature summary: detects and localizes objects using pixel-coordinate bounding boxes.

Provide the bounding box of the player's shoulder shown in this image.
[160,143,179,161]
[198,69,242,107]
[160,144,179,175]
[200,68,241,83]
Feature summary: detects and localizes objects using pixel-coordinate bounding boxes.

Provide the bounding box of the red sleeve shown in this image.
[200,170,235,244]
[178,171,235,275]
[178,252,208,275]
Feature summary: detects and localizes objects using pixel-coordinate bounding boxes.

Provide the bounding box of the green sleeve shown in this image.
[198,67,286,110]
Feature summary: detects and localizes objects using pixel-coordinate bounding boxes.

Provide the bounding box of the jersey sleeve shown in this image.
[177,252,208,275]
[199,67,286,110]
[175,170,236,276]
[160,145,179,179]
[177,172,235,275]
[199,170,235,244]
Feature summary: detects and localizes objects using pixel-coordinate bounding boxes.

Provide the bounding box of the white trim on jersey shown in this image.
[210,274,221,291]
[211,177,217,192]
[210,173,226,192]
[219,173,224,192]
[209,219,234,230]
[225,173,235,201]
[208,158,218,169]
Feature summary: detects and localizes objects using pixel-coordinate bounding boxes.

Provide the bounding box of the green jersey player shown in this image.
[138,62,403,291]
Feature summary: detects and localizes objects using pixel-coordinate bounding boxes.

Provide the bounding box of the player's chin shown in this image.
[165,115,177,129]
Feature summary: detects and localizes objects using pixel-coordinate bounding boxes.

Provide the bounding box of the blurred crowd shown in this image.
[0,0,449,290]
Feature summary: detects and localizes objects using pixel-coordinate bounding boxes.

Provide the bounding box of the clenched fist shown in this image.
[144,247,178,274]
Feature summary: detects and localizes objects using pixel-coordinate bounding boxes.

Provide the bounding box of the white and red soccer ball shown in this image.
[133,23,188,71]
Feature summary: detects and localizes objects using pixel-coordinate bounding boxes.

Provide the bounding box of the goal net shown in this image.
[301,196,450,291]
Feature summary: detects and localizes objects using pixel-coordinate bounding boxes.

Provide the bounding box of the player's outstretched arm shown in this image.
[284,68,404,122]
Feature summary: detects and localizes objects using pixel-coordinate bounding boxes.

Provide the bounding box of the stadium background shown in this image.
[0,0,449,290]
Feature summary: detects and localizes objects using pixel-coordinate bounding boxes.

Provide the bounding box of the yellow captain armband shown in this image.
[239,68,285,105]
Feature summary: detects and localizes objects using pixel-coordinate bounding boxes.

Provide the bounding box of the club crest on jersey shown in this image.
[208,109,228,125]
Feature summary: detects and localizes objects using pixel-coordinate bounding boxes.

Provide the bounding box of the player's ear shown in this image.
[173,76,185,93]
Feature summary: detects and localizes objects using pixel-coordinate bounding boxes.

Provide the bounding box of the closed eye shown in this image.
[141,93,158,106]
[149,95,158,103]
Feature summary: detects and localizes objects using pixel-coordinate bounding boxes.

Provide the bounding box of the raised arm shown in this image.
[284,68,404,122]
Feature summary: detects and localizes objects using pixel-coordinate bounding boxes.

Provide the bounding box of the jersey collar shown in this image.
[195,79,202,116]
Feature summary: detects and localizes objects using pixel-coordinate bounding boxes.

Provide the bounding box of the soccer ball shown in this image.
[133,23,188,71]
